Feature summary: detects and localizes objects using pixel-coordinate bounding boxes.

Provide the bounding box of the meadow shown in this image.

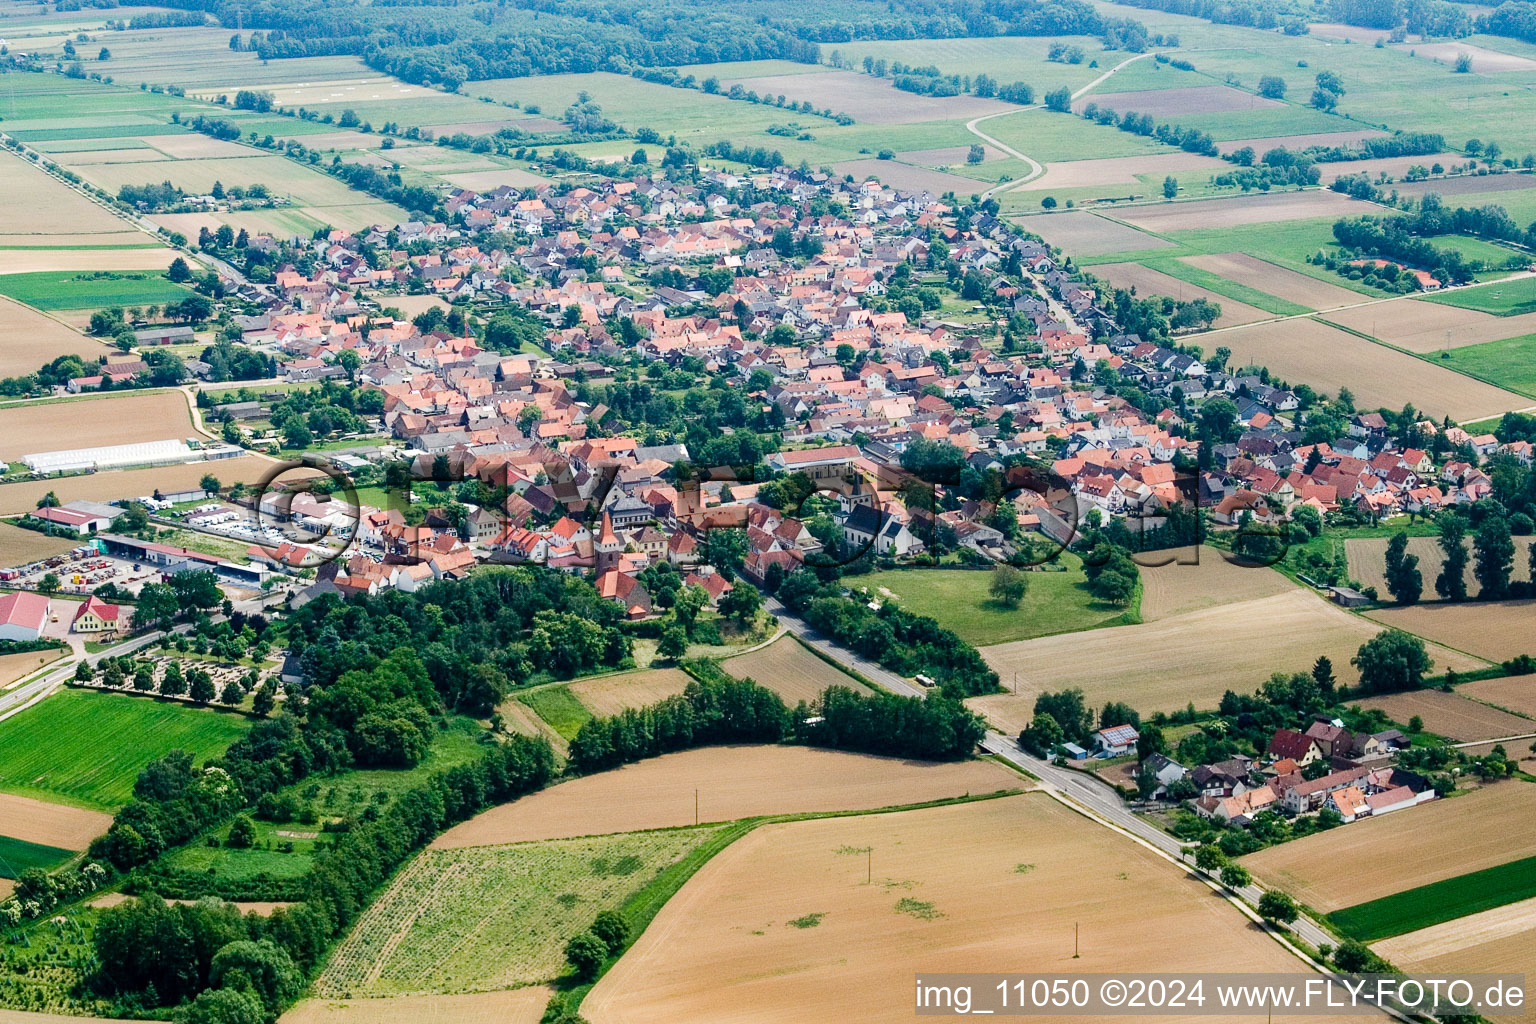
[0,270,190,312]
[518,684,592,741]
[1330,856,1536,941]
[1423,276,1536,316]
[851,560,1131,647]
[318,825,728,996]
[0,688,251,810]
[1439,333,1536,396]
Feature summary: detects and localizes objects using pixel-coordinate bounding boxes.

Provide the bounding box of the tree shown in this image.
[200,474,222,496]
[1435,515,1469,601]
[673,584,708,637]
[1220,864,1251,889]
[988,564,1028,608]
[1040,196,1057,210]
[565,931,607,981]
[1473,514,1515,598]
[1455,52,1473,73]
[282,419,314,450]
[38,572,60,595]
[220,679,243,705]
[1258,889,1299,926]
[1162,175,1178,200]
[1352,630,1433,694]
[657,625,688,662]
[1195,844,1227,870]
[967,143,985,164]
[1257,75,1286,99]
[209,940,303,1017]
[171,987,264,1024]
[188,668,216,704]
[36,491,60,508]
[1018,712,1065,756]
[133,665,155,692]
[226,814,256,848]
[717,582,761,626]
[75,660,94,682]
[1311,86,1339,111]
[1332,939,1376,972]
[159,660,185,696]
[252,682,276,716]
[590,910,629,954]
[1383,531,1423,605]
[1043,86,1072,112]
[167,257,192,283]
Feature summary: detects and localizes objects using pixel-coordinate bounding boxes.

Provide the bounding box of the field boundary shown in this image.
[1321,315,1536,401]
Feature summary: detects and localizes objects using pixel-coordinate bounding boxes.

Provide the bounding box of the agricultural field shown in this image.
[1088,261,1270,327]
[1422,275,1536,316]
[0,455,294,516]
[1439,333,1536,396]
[1206,317,1530,423]
[0,688,251,810]
[1345,535,1534,597]
[0,149,142,243]
[849,561,1130,647]
[279,989,552,1024]
[721,70,1017,125]
[0,793,112,851]
[517,684,591,741]
[585,793,1373,1024]
[0,521,81,567]
[0,835,75,879]
[0,648,66,689]
[1351,689,1532,742]
[1331,855,1536,943]
[1015,210,1174,257]
[1321,301,1536,354]
[830,160,985,196]
[1367,600,1536,662]
[0,270,190,312]
[0,390,196,463]
[317,825,727,996]
[0,250,175,275]
[1112,190,1366,233]
[1242,784,1536,912]
[1372,897,1536,1020]
[433,746,1020,848]
[975,589,1484,727]
[720,636,872,703]
[1457,675,1536,719]
[1135,546,1296,622]
[1177,253,1367,310]
[567,667,694,717]
[1016,152,1227,193]
[0,298,106,377]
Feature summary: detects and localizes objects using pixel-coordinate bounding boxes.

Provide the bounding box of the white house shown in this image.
[1093,724,1139,757]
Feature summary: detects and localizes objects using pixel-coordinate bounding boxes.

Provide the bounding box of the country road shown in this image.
[765,595,1360,977]
[970,52,1158,199]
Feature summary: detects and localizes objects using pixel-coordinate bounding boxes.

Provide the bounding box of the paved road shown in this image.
[768,597,1345,957]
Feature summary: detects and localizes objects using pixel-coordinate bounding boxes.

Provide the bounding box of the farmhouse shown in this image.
[71,595,122,633]
[1265,729,1322,765]
[0,591,50,642]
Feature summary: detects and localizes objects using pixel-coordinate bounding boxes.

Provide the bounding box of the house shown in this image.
[1327,785,1369,822]
[1094,724,1139,757]
[1195,784,1277,823]
[1143,753,1187,798]
[0,591,50,642]
[1266,728,1322,766]
[1191,757,1255,797]
[1303,720,1353,758]
[71,595,123,634]
[1277,766,1370,814]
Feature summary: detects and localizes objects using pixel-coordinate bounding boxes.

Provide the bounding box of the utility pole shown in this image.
[694,788,699,826]
[867,848,872,885]
[1073,922,1079,958]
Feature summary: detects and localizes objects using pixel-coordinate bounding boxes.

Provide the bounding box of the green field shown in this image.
[1328,855,1536,941]
[1437,332,1536,396]
[854,557,1135,647]
[519,684,593,740]
[318,825,728,995]
[1423,276,1536,316]
[0,689,251,810]
[1140,257,1311,315]
[0,834,75,878]
[0,271,191,312]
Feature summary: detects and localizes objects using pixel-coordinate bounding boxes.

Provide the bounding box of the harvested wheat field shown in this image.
[280,989,551,1024]
[1367,600,1536,662]
[1322,301,1536,353]
[721,70,1015,124]
[0,1012,167,1024]
[1015,211,1172,256]
[1457,675,1536,719]
[443,168,551,191]
[977,589,1484,723]
[833,160,985,196]
[1346,535,1533,597]
[1090,262,1268,327]
[0,521,79,569]
[433,746,1021,848]
[722,636,872,703]
[0,793,110,849]
[1018,152,1227,192]
[0,297,105,377]
[0,649,64,688]
[1210,317,1527,422]
[1073,85,1282,118]
[1377,926,1535,1023]
[1219,130,1387,156]
[0,455,292,516]
[1243,784,1536,911]
[1373,896,1536,969]
[899,145,1005,166]
[0,390,195,462]
[1180,253,1366,309]
[0,150,130,238]
[1136,546,1297,621]
[1351,689,1531,741]
[1308,21,1395,43]
[138,134,257,159]
[494,698,566,752]
[0,249,173,276]
[1316,155,1456,185]
[1116,190,1365,232]
[1394,173,1536,198]
[568,667,694,716]
[586,794,1375,1024]
[1405,41,1536,73]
